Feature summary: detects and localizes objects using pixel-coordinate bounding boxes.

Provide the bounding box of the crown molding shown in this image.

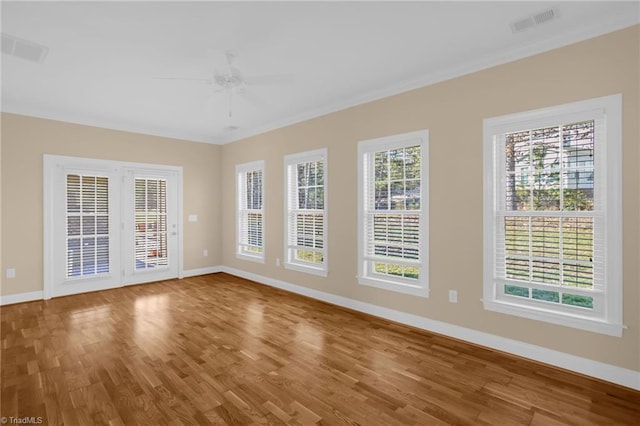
[3,15,638,146]
[216,16,639,145]
[0,103,219,145]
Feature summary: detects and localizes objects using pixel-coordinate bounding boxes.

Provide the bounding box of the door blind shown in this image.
[135,178,168,270]
[66,174,109,278]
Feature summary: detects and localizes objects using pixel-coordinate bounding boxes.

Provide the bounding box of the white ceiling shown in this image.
[2,1,639,144]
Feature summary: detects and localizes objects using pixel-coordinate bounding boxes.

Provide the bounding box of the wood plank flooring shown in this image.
[1,273,639,425]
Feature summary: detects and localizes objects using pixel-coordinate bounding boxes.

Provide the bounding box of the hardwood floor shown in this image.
[1,273,639,425]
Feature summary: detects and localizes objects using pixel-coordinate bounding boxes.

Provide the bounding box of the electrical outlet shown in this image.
[276,258,281,267]
[6,268,16,279]
[203,249,208,257]
[449,290,458,303]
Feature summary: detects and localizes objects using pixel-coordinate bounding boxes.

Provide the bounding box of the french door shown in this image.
[44,156,182,299]
[122,168,179,285]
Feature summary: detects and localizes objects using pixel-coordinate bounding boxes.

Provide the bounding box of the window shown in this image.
[285,149,327,276]
[66,173,110,278]
[236,161,265,262]
[483,95,623,336]
[358,130,429,297]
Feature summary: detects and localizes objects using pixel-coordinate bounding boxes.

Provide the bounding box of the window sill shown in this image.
[483,299,625,337]
[358,276,429,298]
[284,262,327,277]
[236,253,265,264]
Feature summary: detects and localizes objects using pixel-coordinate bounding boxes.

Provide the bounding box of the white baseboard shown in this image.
[182,266,222,278]
[0,290,44,306]
[220,266,640,391]
[0,268,222,305]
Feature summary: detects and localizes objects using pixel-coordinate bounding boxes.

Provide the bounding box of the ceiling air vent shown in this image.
[1,33,49,63]
[511,17,535,33]
[533,9,556,25]
[510,8,557,34]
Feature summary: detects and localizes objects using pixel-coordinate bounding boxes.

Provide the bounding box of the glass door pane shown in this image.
[134,178,168,270]
[123,167,178,285]
[66,174,110,278]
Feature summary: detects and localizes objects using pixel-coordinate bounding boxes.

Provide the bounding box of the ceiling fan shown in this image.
[155,49,294,129]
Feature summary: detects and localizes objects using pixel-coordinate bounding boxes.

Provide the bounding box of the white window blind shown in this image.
[236,161,265,262]
[358,130,429,297]
[66,174,110,278]
[285,149,327,276]
[135,178,168,270]
[499,121,601,308]
[483,95,623,336]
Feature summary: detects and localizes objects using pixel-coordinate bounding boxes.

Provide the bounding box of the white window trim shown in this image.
[236,160,265,263]
[284,148,328,277]
[483,94,623,337]
[357,130,429,297]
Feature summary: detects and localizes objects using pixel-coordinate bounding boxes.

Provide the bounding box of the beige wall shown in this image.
[220,26,640,371]
[1,114,222,295]
[1,25,637,374]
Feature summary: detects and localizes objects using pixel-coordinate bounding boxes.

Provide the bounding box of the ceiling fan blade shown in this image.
[243,74,295,86]
[152,77,213,84]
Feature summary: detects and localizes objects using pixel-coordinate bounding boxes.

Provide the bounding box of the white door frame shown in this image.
[43,155,184,299]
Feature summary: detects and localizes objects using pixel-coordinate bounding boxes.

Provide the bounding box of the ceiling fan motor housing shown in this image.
[214,66,244,89]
